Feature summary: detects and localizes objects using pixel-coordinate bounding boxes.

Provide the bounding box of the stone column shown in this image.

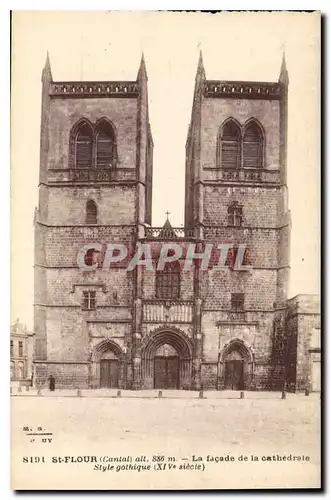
[132,344,142,390]
[192,297,203,390]
[132,296,142,390]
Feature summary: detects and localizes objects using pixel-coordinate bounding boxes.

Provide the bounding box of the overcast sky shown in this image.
[11,11,320,329]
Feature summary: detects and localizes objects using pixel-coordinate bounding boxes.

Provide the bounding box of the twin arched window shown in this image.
[219,119,264,169]
[71,119,116,169]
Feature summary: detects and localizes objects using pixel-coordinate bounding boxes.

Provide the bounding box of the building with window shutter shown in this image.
[10,319,34,384]
[33,52,320,392]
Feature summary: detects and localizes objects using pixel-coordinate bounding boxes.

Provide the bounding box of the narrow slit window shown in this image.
[86,200,98,224]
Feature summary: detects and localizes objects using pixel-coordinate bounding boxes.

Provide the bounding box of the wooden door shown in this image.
[154,357,166,389]
[100,360,119,388]
[166,357,179,389]
[224,360,244,390]
[154,356,179,389]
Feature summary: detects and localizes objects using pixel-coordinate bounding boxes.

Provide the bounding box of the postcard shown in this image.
[11,10,321,490]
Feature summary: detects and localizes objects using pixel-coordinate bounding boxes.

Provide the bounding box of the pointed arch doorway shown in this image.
[90,339,125,389]
[219,339,254,390]
[100,350,119,388]
[141,328,193,390]
[224,350,244,390]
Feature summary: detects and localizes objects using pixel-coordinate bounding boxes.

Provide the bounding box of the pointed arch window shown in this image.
[218,118,265,169]
[220,120,241,169]
[86,200,98,224]
[75,122,93,168]
[95,120,116,168]
[243,122,264,168]
[71,118,116,169]
[156,261,181,299]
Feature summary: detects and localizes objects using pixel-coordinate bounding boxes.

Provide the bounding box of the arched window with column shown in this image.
[218,117,265,169]
[156,261,181,299]
[242,120,264,168]
[70,118,116,169]
[219,119,241,169]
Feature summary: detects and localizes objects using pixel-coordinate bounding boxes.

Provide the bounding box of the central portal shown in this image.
[154,344,179,389]
[141,328,193,390]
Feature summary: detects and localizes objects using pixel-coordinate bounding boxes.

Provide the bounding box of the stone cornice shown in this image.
[50,81,139,98]
[204,80,283,100]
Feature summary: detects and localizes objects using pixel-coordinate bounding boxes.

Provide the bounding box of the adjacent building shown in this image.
[286,294,321,392]
[10,319,34,383]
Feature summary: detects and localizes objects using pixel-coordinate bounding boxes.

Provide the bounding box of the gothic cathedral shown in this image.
[34,52,319,392]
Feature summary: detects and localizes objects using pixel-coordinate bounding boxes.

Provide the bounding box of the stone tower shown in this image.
[34,53,153,388]
[185,52,291,390]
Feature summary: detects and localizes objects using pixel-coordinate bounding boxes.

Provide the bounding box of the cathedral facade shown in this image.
[33,52,320,392]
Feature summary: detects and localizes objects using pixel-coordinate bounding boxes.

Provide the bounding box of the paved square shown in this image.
[11,392,321,490]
